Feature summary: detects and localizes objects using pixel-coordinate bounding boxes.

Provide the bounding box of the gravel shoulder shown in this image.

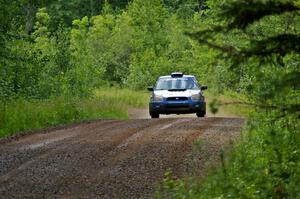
[0,117,244,199]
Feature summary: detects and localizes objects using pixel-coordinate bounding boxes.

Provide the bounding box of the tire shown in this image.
[150,113,159,119]
[196,111,205,118]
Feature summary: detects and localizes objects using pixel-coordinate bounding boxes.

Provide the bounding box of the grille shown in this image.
[166,97,188,101]
[166,104,189,108]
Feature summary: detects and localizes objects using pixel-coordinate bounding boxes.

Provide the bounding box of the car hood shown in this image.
[153,90,201,98]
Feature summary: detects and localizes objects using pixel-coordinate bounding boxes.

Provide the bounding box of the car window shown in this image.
[155,77,199,90]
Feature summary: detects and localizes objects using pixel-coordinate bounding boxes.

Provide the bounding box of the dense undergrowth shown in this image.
[157,111,300,199]
[0,88,149,138]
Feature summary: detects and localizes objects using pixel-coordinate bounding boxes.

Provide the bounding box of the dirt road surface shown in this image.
[0,117,244,199]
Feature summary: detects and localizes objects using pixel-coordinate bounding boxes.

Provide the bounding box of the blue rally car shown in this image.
[147,72,207,118]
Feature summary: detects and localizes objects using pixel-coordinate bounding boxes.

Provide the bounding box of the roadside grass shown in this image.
[0,88,149,138]
[205,91,253,117]
[94,87,149,108]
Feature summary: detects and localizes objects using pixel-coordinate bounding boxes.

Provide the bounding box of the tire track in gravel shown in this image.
[0,120,122,179]
[0,117,244,199]
[0,119,169,182]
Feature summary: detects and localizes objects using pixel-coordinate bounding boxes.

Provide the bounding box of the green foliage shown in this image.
[0,97,123,138]
[216,112,300,199]
[1,0,217,101]
[191,0,300,105]
[0,88,149,138]
[209,98,220,115]
[158,112,300,199]
[68,15,108,96]
[94,87,149,108]
[58,0,214,89]
[157,0,300,198]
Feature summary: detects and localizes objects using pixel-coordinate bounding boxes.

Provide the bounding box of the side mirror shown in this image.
[147,86,154,91]
[201,85,208,90]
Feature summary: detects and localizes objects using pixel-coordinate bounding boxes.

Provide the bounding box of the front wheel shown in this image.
[150,113,159,119]
[196,111,205,118]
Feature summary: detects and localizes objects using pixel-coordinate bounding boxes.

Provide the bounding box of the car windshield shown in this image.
[155,77,199,90]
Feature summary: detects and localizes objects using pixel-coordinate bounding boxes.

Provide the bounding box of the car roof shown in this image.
[159,75,195,79]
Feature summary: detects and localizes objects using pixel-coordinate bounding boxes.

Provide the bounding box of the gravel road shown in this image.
[0,117,244,199]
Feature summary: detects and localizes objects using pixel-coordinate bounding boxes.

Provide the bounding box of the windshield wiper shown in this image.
[168,88,187,91]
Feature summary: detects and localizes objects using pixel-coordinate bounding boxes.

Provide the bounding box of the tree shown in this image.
[190,0,300,113]
[186,1,300,198]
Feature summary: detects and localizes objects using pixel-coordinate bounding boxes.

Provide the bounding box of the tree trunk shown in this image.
[90,0,94,16]
[24,2,36,34]
[198,0,205,11]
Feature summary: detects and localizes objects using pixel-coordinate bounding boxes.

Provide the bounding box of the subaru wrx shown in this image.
[147,72,207,118]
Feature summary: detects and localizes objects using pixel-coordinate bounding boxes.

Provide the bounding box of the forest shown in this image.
[0,0,300,198]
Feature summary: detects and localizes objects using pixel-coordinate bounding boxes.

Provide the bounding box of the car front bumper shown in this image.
[149,100,206,114]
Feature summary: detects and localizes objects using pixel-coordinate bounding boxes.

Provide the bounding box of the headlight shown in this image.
[191,94,204,101]
[152,95,163,102]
